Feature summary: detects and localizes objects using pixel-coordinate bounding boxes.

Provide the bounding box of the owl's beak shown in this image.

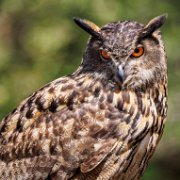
[117,65,125,83]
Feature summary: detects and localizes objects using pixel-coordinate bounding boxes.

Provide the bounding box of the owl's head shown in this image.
[74,15,167,90]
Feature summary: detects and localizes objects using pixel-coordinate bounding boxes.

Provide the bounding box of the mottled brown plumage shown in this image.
[0,15,167,180]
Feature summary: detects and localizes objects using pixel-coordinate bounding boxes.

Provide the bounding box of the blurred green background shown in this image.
[0,0,179,179]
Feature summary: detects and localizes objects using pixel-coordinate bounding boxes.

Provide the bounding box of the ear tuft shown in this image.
[73,17,102,40]
[140,14,167,39]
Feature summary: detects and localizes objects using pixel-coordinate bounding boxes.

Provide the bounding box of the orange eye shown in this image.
[131,47,144,58]
[100,50,111,60]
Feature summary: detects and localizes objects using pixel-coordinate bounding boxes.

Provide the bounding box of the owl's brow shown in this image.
[100,42,113,52]
[136,32,160,45]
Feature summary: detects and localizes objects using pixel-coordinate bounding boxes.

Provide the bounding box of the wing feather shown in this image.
[0,76,137,179]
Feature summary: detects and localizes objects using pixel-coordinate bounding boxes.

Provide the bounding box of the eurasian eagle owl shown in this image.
[0,14,167,180]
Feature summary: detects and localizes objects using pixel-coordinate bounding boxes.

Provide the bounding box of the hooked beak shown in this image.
[117,64,125,83]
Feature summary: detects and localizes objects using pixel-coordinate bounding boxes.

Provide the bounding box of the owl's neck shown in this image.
[73,65,115,89]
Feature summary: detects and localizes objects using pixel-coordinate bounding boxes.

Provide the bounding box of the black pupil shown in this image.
[134,48,140,53]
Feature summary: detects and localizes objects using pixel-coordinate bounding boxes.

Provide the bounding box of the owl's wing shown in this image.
[0,108,128,179]
[80,139,118,173]
[0,78,142,179]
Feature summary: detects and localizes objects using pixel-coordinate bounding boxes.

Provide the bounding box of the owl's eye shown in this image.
[131,47,144,58]
[100,50,111,61]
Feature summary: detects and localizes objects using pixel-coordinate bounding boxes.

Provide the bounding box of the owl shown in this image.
[0,14,167,180]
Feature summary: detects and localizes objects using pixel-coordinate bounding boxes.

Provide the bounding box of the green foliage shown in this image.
[0,0,179,179]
